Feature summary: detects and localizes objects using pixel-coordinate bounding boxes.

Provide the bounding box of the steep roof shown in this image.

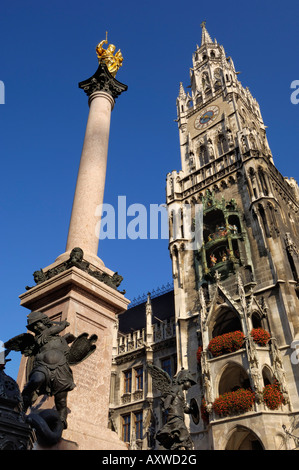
[118,290,175,334]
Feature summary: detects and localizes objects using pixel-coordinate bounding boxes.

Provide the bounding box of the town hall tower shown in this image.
[166,22,299,450]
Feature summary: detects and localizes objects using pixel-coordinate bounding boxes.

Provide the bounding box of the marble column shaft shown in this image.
[66,91,114,258]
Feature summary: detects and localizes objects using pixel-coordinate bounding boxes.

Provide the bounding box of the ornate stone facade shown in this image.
[110,23,299,450]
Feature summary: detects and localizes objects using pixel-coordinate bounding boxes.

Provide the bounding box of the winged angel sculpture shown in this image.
[4,311,97,431]
[147,363,196,450]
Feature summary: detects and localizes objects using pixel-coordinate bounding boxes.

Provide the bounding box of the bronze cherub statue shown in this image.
[5,311,97,430]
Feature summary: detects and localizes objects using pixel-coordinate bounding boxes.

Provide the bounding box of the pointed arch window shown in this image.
[249,134,256,150]
[217,134,228,156]
[202,72,211,91]
[199,145,209,166]
[258,204,271,238]
[212,308,242,338]
[258,169,269,196]
[213,68,223,90]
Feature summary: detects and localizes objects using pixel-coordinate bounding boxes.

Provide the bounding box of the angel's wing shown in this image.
[68,333,98,366]
[4,333,36,357]
[147,363,172,395]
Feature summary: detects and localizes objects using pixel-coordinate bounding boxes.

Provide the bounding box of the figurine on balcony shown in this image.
[210,254,217,266]
[228,224,238,234]
[221,251,228,262]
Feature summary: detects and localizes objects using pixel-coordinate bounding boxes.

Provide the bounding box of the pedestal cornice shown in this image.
[19,266,130,316]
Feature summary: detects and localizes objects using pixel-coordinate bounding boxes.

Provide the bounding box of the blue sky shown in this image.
[1,0,298,379]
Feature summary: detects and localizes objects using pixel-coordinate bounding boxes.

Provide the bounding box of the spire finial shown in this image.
[200,20,213,46]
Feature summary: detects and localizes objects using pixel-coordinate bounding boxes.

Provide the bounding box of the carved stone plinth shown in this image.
[18,265,129,450]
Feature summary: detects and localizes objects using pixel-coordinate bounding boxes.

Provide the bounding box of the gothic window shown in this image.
[212,308,242,338]
[249,168,258,198]
[210,51,215,59]
[218,363,250,395]
[226,428,264,450]
[199,145,209,166]
[134,411,143,440]
[251,311,262,329]
[161,356,177,378]
[258,169,269,196]
[161,357,172,377]
[287,250,298,281]
[258,204,271,238]
[124,370,132,394]
[267,203,278,237]
[122,414,131,442]
[262,366,274,387]
[180,208,184,238]
[217,134,228,155]
[135,367,143,390]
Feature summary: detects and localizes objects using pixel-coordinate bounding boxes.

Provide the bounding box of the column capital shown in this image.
[79,63,128,102]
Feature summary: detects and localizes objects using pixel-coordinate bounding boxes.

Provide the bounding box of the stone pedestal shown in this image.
[18,264,129,450]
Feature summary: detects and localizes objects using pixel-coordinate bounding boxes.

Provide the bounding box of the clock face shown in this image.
[194,105,219,129]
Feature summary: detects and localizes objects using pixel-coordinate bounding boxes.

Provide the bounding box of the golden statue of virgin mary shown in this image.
[96,32,123,77]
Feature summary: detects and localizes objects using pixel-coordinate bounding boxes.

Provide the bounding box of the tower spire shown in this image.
[200,21,213,46]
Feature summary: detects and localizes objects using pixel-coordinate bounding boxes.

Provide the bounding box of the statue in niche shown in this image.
[202,72,211,91]
[213,69,222,89]
[207,140,214,159]
[241,135,248,153]
[226,129,234,147]
[4,311,98,430]
[147,364,196,450]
